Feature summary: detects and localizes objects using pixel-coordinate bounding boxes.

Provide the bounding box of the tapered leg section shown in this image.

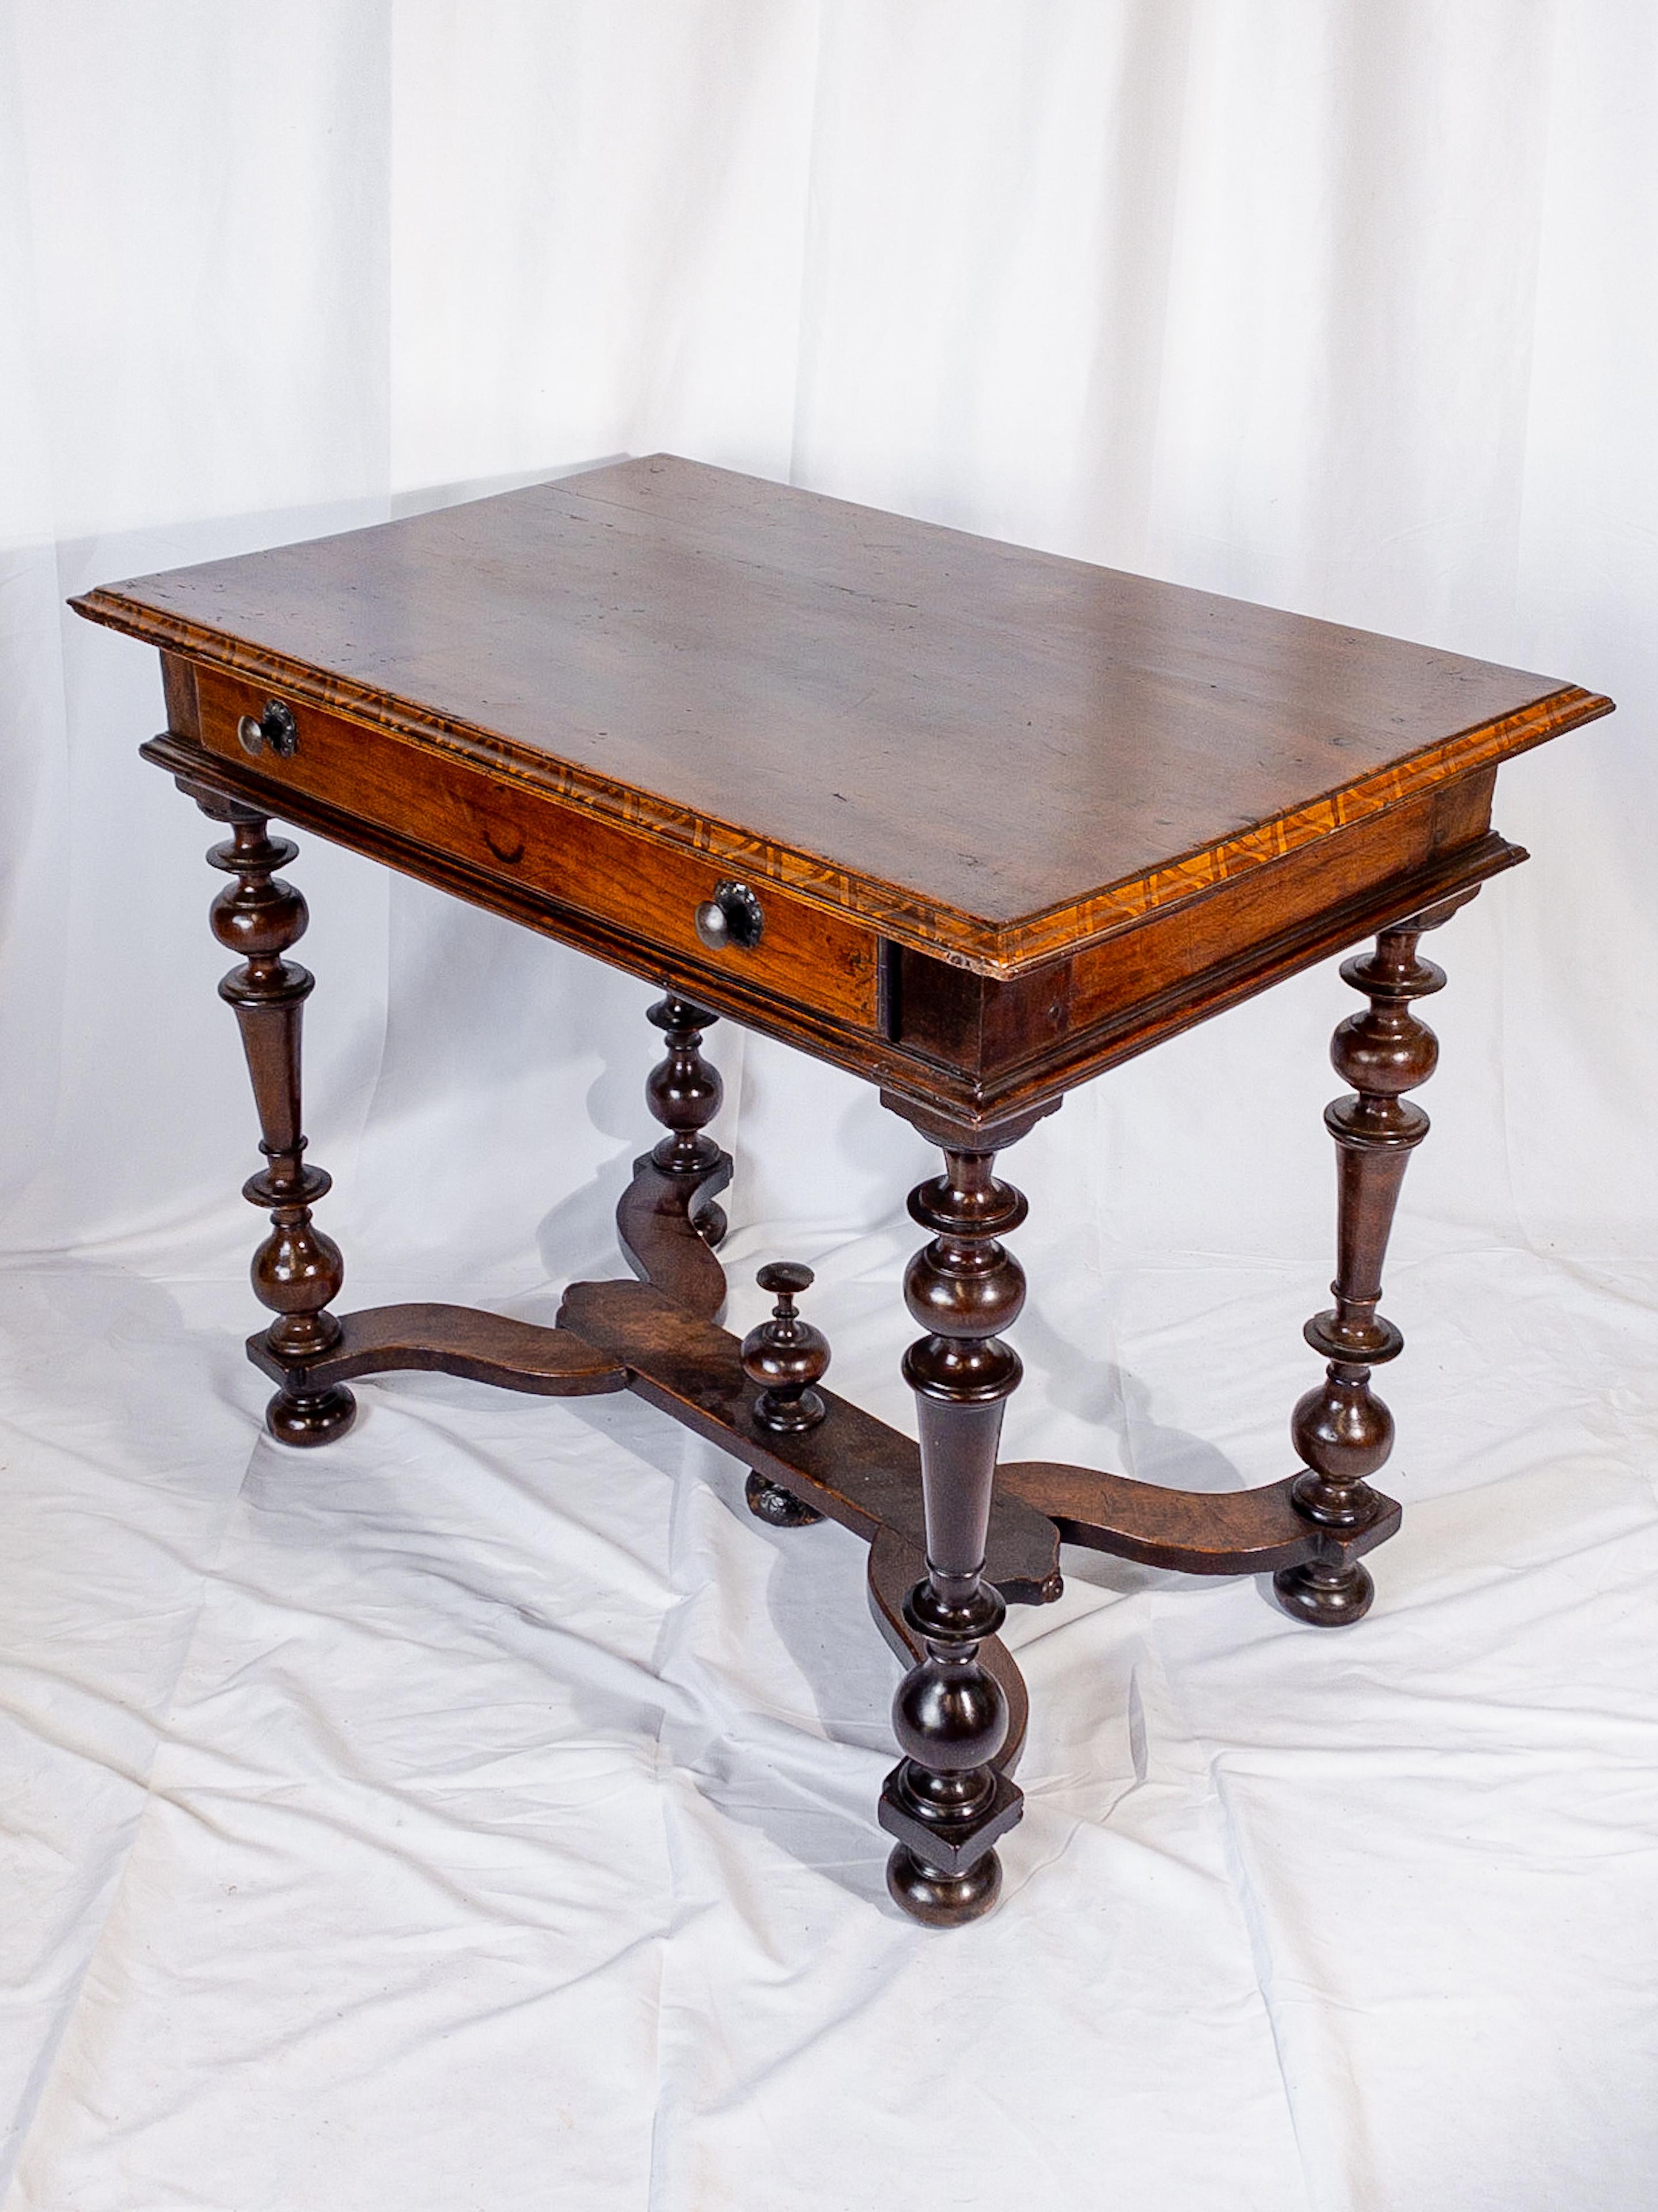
[879,1143,1028,1925]
[1274,906,1461,1623]
[204,806,354,1446]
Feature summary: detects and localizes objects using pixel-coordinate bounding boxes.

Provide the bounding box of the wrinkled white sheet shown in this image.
[5,1137,1657,2210]
[6,5,1658,2207]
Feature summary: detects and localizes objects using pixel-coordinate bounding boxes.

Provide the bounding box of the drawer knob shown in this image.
[236,699,299,760]
[693,880,764,952]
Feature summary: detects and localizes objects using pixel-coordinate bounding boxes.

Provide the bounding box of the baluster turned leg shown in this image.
[645,994,728,1246]
[1274,906,1461,1623]
[204,804,354,1446]
[879,1137,1029,1925]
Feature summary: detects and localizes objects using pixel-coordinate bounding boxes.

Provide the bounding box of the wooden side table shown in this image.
[73,457,1611,1925]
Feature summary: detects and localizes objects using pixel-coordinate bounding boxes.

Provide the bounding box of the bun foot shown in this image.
[1272,1557,1374,1626]
[885,1844,1003,1927]
[743,1471,824,1527]
[266,1382,358,1448]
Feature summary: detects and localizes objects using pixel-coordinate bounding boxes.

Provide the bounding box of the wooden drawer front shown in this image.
[193,668,882,1029]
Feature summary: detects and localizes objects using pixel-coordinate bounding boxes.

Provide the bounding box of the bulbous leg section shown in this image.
[885,1844,1003,1927]
[1273,1555,1375,1627]
[646,995,724,1178]
[265,1381,357,1448]
[743,1471,824,1527]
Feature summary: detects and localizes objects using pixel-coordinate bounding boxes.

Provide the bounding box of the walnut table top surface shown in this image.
[75,453,1608,975]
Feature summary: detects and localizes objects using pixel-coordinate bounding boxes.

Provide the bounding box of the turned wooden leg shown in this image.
[615,994,733,1319]
[642,994,813,1524]
[1274,903,1463,1623]
[879,1138,1028,1925]
[203,804,354,1446]
[644,994,729,1246]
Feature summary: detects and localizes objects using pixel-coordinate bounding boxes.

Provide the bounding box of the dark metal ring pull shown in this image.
[236,700,299,760]
[693,880,765,952]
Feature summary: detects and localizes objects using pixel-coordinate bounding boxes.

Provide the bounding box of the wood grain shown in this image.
[555,1277,1065,1608]
[996,1461,1401,1576]
[246,1302,628,1397]
[192,662,882,1031]
[71,453,1611,975]
[891,773,1513,1084]
[139,731,1524,1131]
[90,461,1617,1930]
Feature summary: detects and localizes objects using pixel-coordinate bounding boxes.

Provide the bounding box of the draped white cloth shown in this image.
[3,6,1656,2207]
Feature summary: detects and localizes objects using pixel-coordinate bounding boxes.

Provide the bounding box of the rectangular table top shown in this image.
[75,454,1609,972]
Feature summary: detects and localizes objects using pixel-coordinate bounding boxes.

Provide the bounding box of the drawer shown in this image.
[191,665,882,1031]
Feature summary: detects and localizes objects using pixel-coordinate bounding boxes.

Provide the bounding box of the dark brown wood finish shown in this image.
[555,1277,1064,1607]
[247,1302,627,1397]
[1000,1461,1401,1577]
[739,1263,831,1528]
[146,725,1519,1145]
[866,1531,1031,1781]
[79,456,1613,1926]
[79,456,1607,977]
[621,995,734,1318]
[199,798,355,1446]
[875,1134,1033,1926]
[1272,904,1459,1624]
[139,725,1524,1137]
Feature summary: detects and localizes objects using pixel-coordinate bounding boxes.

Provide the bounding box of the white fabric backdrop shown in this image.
[3,5,1656,2207]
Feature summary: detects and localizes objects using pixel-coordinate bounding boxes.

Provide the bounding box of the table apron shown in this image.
[145,721,1520,1135]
